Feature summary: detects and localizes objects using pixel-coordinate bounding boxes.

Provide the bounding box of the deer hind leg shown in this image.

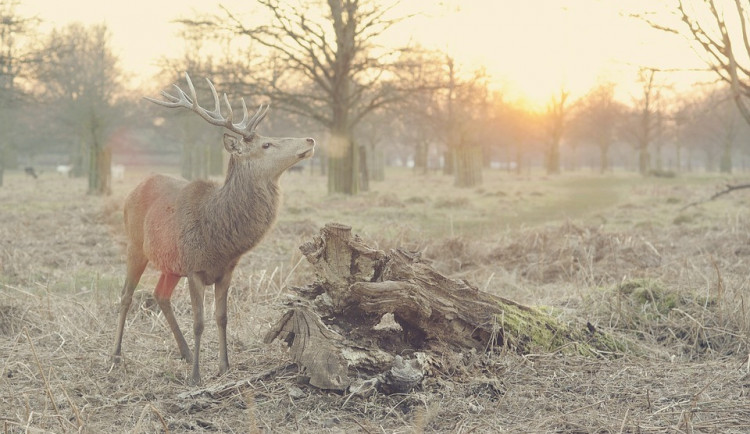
[187,274,206,385]
[153,272,192,363]
[112,249,148,363]
[214,271,233,376]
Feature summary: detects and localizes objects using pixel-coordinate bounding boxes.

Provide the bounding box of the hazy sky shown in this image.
[19,0,706,107]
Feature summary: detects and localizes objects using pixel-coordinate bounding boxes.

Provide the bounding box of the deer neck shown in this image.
[208,157,281,252]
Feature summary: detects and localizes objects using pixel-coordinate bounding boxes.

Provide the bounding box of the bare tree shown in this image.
[442,57,489,187]
[542,88,570,175]
[35,23,124,195]
[678,86,748,172]
[0,0,38,186]
[625,69,665,175]
[642,0,750,126]
[184,0,411,195]
[570,82,624,173]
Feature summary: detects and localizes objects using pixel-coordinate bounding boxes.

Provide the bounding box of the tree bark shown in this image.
[545,140,560,174]
[265,223,631,393]
[720,141,733,174]
[454,145,483,188]
[327,131,359,195]
[88,142,111,195]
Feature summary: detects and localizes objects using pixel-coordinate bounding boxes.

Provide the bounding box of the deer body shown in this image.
[112,74,314,385]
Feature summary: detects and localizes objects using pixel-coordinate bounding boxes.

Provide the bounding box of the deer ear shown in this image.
[223,133,240,153]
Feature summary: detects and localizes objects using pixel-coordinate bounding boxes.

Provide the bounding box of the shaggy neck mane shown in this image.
[203,155,281,258]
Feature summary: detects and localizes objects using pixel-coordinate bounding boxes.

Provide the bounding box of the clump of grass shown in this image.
[434,197,471,209]
[405,195,430,204]
[672,214,694,225]
[649,169,677,178]
[375,193,405,208]
[584,277,748,359]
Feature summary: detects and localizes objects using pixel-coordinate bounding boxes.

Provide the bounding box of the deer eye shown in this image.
[262,143,271,149]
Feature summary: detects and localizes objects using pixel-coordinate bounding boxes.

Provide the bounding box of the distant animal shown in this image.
[56,165,73,176]
[111,73,315,385]
[24,167,38,179]
[111,164,125,181]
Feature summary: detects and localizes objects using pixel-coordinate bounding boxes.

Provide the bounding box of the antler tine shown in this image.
[222,93,234,126]
[230,99,268,136]
[203,78,226,123]
[234,98,251,131]
[249,104,269,132]
[143,85,191,108]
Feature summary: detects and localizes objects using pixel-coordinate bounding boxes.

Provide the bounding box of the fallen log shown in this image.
[265,223,630,392]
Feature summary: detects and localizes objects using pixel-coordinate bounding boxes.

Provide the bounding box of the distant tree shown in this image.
[35,23,124,195]
[542,88,570,175]
[626,69,664,175]
[443,57,488,187]
[389,48,446,176]
[569,82,624,173]
[678,86,748,172]
[643,0,750,126]
[0,0,38,186]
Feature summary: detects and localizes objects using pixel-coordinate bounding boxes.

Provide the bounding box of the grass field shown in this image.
[1,166,750,432]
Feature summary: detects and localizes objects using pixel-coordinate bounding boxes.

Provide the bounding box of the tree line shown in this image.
[2,0,749,196]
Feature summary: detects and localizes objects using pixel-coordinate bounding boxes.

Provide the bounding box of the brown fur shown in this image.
[113,132,314,385]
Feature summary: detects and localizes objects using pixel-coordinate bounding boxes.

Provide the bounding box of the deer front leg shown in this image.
[214,272,233,375]
[187,274,206,385]
[154,273,192,363]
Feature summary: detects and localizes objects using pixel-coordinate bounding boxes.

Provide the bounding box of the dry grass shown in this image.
[1,167,750,432]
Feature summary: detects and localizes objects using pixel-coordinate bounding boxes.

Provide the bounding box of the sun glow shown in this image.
[19,0,707,108]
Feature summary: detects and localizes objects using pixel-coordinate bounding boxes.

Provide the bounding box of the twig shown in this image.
[150,405,170,434]
[61,386,82,430]
[24,328,66,433]
[618,408,630,434]
[177,364,294,399]
[680,183,750,211]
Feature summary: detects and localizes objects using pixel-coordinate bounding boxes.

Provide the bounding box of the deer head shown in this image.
[145,72,315,178]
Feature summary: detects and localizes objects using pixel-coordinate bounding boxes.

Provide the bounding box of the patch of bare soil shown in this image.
[1,174,749,433]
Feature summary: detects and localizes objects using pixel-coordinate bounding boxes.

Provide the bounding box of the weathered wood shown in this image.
[267,223,630,393]
[263,308,349,390]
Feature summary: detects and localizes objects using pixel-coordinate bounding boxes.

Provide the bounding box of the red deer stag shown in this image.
[112,73,315,385]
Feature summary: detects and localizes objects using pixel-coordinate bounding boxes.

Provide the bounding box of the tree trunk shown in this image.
[370,146,385,181]
[720,141,732,173]
[599,142,610,173]
[442,149,454,175]
[0,142,5,187]
[327,130,358,195]
[414,141,428,174]
[358,144,369,192]
[454,145,483,188]
[638,144,650,174]
[545,141,560,174]
[88,142,111,195]
[265,223,631,393]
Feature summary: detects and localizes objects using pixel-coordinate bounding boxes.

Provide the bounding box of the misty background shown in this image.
[2,0,750,195]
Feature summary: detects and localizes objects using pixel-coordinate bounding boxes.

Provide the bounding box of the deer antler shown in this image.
[145,72,268,138]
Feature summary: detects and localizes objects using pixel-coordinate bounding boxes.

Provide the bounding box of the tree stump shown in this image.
[265,223,629,392]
